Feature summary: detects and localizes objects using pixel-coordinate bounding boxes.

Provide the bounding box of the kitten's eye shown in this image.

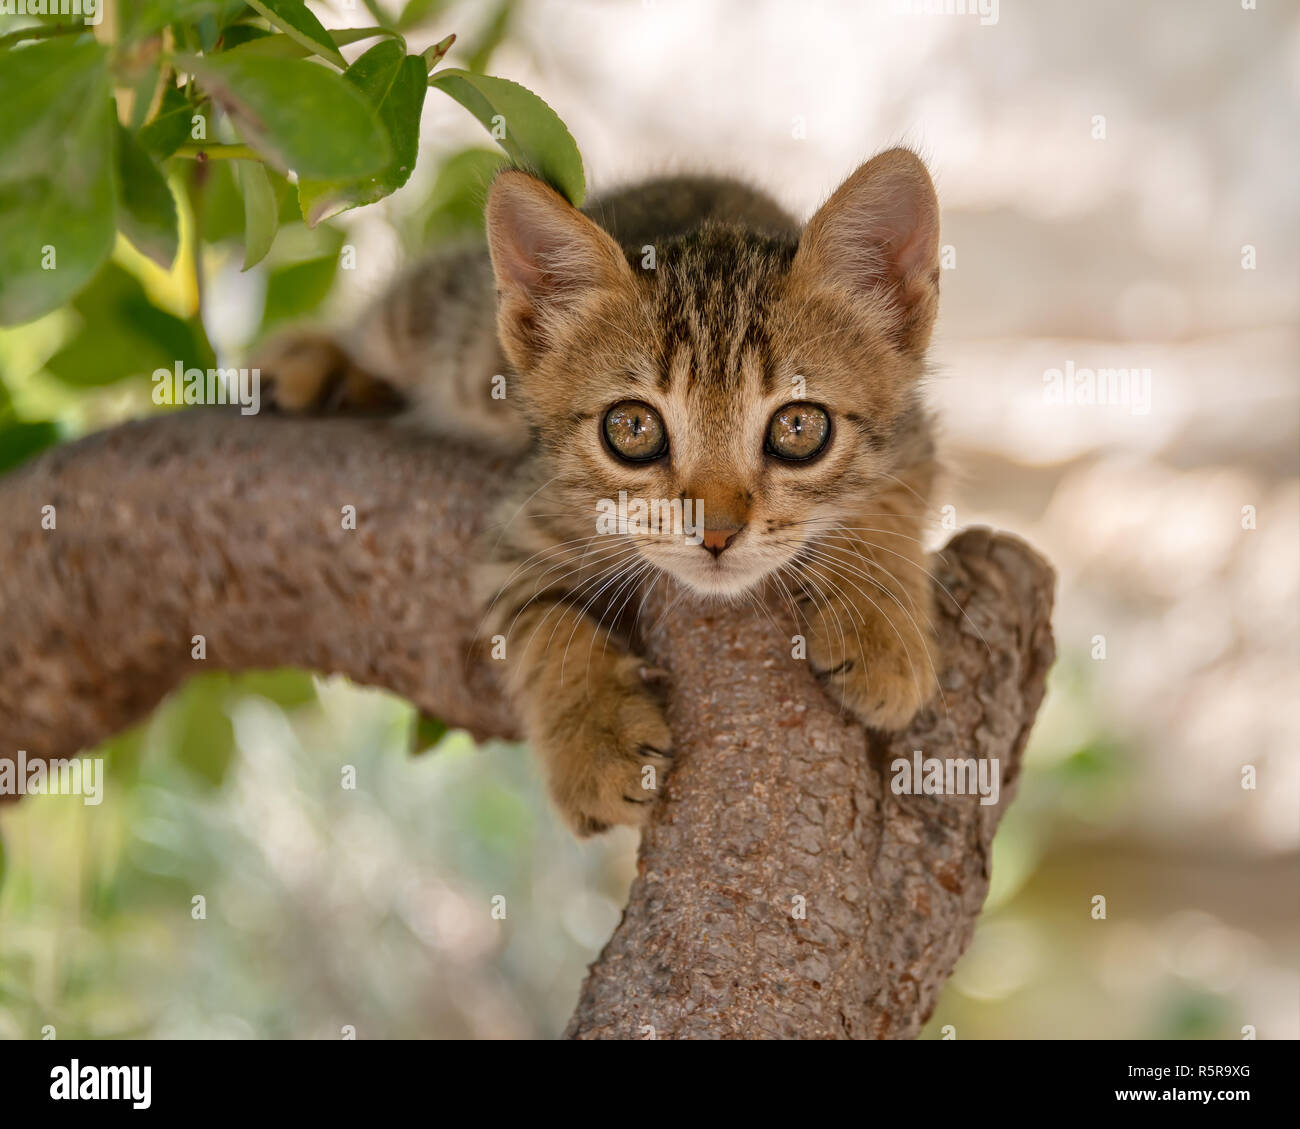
[603,400,667,462]
[766,402,830,461]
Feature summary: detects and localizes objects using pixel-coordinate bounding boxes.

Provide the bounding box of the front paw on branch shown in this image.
[806,615,936,733]
[533,656,675,836]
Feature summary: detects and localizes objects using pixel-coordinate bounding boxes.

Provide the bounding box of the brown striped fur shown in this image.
[254,148,943,835]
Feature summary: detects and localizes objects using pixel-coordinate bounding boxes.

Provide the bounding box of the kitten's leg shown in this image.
[800,467,938,731]
[483,552,673,836]
[249,249,520,451]
[253,329,405,414]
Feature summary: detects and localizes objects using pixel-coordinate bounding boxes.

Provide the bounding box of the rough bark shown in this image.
[0,411,1054,1039]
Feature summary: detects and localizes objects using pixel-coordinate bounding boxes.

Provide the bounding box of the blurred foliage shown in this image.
[920,659,1263,1040]
[0,673,634,1038]
[420,147,506,243]
[0,0,619,1040]
[0,0,576,473]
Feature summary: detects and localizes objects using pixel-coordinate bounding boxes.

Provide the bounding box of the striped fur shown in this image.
[254,148,943,835]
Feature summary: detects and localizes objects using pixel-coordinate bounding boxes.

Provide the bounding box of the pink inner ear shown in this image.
[841,191,935,289]
[489,192,560,295]
[801,151,940,294]
[888,218,935,281]
[795,150,941,354]
[487,174,628,306]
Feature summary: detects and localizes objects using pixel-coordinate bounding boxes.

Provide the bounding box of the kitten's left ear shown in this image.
[793,148,940,355]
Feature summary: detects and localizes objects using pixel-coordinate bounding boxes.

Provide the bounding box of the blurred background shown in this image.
[1,0,1297,1039]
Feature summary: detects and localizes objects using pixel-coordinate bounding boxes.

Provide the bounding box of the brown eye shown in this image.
[766,403,830,461]
[603,400,667,462]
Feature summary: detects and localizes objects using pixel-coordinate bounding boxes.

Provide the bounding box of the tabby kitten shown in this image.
[257,147,942,836]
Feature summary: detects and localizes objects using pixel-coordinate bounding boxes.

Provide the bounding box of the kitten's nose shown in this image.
[701,525,743,558]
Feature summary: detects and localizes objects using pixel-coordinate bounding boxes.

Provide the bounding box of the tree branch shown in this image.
[567,523,1055,1038]
[0,412,1054,1039]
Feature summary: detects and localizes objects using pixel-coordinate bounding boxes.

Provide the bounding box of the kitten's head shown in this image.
[485,150,939,597]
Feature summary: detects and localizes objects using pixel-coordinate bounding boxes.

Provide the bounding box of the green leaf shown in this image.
[125,53,165,131]
[165,680,237,791]
[297,42,427,226]
[92,721,148,795]
[243,0,348,68]
[332,27,407,47]
[216,0,253,25]
[235,669,318,708]
[233,159,280,269]
[398,0,452,30]
[197,11,225,54]
[215,31,315,59]
[420,32,455,73]
[179,53,390,179]
[410,713,448,755]
[0,40,118,327]
[122,0,229,42]
[0,421,61,477]
[116,122,180,269]
[139,85,202,162]
[223,26,402,60]
[260,253,339,332]
[44,326,165,390]
[215,23,276,52]
[428,69,584,206]
[422,147,505,243]
[44,263,214,388]
[463,0,515,74]
[195,161,246,243]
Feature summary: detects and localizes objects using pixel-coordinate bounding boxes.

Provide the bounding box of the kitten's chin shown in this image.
[657,553,781,599]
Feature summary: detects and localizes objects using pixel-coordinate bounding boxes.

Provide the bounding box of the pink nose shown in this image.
[701,526,743,558]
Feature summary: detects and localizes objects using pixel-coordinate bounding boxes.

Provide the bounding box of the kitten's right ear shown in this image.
[793,148,941,356]
[485,171,633,370]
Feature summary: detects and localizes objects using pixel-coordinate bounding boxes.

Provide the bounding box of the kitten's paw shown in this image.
[806,604,936,731]
[534,656,674,837]
[251,329,404,415]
